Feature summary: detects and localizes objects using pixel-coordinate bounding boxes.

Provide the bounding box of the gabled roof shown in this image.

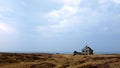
[82,46,93,51]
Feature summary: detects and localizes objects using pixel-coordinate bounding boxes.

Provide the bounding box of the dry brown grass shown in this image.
[0,53,120,68]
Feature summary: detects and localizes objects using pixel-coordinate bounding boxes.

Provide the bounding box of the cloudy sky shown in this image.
[0,0,120,53]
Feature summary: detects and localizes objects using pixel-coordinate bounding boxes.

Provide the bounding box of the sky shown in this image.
[0,0,120,54]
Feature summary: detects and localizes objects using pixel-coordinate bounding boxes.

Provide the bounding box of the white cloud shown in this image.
[38,0,82,34]
[37,20,69,33]
[54,0,82,6]
[98,0,109,4]
[47,5,78,21]
[0,21,19,49]
[0,2,19,47]
[112,0,120,4]
[0,22,17,34]
[58,5,78,16]
[0,22,19,50]
[98,0,120,4]
[0,7,15,21]
[0,7,14,13]
[37,0,120,36]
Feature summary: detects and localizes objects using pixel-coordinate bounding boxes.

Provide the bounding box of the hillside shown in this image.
[0,53,120,68]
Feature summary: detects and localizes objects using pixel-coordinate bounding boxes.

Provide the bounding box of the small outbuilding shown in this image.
[82,46,93,55]
[73,51,82,56]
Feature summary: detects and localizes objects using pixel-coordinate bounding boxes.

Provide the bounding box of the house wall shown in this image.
[82,50,93,55]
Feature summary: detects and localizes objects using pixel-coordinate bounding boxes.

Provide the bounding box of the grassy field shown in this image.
[0,53,120,68]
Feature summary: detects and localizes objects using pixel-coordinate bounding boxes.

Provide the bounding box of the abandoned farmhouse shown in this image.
[73,46,94,55]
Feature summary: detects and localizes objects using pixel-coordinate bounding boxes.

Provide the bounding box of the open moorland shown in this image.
[0,53,120,68]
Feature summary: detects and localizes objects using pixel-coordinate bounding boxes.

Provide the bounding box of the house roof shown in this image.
[82,45,93,51]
